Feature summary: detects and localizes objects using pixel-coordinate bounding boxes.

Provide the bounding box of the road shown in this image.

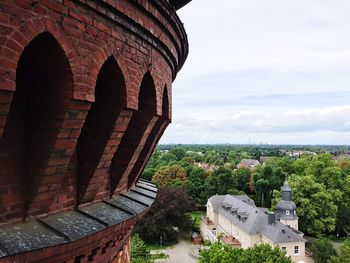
[153,239,199,263]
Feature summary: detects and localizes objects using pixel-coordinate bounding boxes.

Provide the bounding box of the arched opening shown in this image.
[0,32,73,221]
[77,57,126,204]
[128,87,170,187]
[110,72,157,194]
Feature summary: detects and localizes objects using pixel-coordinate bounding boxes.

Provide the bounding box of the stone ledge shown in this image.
[0,180,157,259]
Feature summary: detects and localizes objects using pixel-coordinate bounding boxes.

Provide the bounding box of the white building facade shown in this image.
[200,183,313,263]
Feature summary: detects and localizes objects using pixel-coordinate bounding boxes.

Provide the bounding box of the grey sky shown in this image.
[160,0,350,145]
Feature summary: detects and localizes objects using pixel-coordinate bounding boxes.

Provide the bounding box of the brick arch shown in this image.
[0,17,80,140]
[128,84,172,187]
[110,71,159,194]
[0,16,77,95]
[148,69,164,116]
[88,43,140,109]
[76,56,128,204]
[162,85,171,120]
[0,31,76,222]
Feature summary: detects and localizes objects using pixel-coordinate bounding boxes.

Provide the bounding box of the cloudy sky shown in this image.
[160,0,350,145]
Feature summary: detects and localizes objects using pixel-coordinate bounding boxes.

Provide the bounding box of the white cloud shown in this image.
[161,0,350,144]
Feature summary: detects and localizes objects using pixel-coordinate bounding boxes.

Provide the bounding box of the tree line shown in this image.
[141,146,350,238]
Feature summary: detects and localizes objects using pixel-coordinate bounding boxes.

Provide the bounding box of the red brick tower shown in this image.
[0,0,190,262]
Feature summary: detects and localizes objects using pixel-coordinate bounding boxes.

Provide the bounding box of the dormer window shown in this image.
[286,210,290,215]
[294,210,296,215]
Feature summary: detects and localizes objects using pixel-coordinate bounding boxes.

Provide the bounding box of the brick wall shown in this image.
[0,0,188,262]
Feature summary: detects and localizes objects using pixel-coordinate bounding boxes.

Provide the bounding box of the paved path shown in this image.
[152,239,199,263]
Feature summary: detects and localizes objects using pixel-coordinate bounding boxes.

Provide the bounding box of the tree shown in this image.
[329,240,350,263]
[272,175,337,236]
[292,158,309,176]
[227,150,239,165]
[204,174,219,199]
[305,153,334,177]
[233,168,251,193]
[199,243,292,263]
[310,238,336,263]
[204,150,223,165]
[135,187,193,243]
[204,167,234,198]
[141,167,156,181]
[169,148,186,161]
[152,164,186,187]
[253,165,286,207]
[317,166,345,190]
[186,167,207,206]
[199,242,243,262]
[336,158,350,175]
[159,152,177,163]
[336,175,350,236]
[266,157,295,175]
[215,167,234,195]
[131,234,153,263]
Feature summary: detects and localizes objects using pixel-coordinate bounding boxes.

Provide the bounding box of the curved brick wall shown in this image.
[0,0,189,262]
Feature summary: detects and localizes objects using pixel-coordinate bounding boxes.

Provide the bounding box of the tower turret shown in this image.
[276,181,299,230]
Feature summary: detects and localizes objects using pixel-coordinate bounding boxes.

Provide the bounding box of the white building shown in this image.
[200,182,313,263]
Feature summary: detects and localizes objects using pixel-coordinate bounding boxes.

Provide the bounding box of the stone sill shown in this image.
[0,180,157,259]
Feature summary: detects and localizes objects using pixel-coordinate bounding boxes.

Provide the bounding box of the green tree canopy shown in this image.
[204,150,223,165]
[329,240,350,263]
[186,167,207,206]
[272,175,337,236]
[233,168,251,194]
[135,187,193,243]
[169,148,187,161]
[131,234,153,263]
[152,164,187,187]
[310,238,336,263]
[199,243,292,263]
[253,165,287,207]
[204,167,234,198]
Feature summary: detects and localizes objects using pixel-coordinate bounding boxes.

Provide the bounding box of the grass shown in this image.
[190,211,206,220]
[151,252,169,260]
[145,240,177,251]
[190,211,206,231]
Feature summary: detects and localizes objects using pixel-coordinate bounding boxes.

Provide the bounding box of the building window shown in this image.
[286,210,290,215]
[281,246,286,251]
[294,246,299,255]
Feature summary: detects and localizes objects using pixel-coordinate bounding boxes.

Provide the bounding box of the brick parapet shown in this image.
[0,0,189,262]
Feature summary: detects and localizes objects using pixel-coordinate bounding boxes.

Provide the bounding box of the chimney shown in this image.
[268,212,275,225]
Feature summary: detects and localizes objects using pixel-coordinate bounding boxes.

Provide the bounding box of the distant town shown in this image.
[131,144,350,263]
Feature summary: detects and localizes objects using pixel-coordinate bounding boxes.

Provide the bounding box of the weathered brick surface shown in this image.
[0,0,188,262]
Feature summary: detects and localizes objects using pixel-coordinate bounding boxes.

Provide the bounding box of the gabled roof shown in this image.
[236,159,260,169]
[208,195,305,244]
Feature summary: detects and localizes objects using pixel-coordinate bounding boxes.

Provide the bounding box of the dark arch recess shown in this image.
[127,86,170,187]
[0,32,73,221]
[77,57,127,204]
[110,72,157,194]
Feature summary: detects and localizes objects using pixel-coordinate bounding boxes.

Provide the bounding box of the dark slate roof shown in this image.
[234,195,256,208]
[261,221,304,244]
[209,195,305,244]
[281,181,292,192]
[276,200,298,220]
[0,180,157,259]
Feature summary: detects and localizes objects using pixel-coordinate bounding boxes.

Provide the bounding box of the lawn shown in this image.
[190,211,206,231]
[145,241,177,251]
